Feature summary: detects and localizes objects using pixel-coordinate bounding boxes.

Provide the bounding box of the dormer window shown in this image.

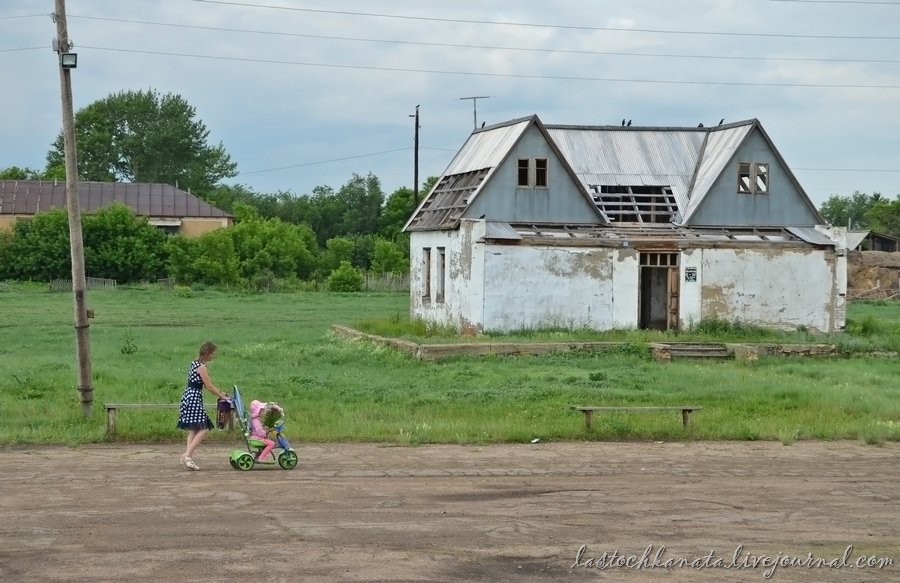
[738,163,768,194]
[517,158,549,188]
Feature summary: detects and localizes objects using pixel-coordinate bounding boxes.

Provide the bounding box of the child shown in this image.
[249,400,280,461]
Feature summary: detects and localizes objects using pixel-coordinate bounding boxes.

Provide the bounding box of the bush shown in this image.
[327,261,364,292]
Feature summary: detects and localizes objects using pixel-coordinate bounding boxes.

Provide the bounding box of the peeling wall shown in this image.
[483,246,616,331]
[410,223,843,333]
[409,220,486,331]
[700,247,837,332]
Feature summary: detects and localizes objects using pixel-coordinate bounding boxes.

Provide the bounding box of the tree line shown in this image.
[0,89,429,290]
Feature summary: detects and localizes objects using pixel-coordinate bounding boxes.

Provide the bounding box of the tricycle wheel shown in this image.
[278,450,298,470]
[236,453,255,471]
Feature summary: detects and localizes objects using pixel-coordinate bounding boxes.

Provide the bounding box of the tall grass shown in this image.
[1,284,899,445]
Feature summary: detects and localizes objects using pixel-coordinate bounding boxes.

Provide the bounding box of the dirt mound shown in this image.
[847,250,900,291]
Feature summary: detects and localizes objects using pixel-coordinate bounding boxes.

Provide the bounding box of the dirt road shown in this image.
[1,441,898,582]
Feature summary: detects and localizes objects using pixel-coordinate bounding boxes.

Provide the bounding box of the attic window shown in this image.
[535,159,548,187]
[738,163,768,194]
[589,185,678,223]
[517,159,530,187]
[517,158,549,188]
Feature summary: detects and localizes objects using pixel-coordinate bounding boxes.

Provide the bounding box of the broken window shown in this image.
[436,247,446,303]
[517,159,530,187]
[588,185,678,223]
[738,163,769,194]
[534,158,548,188]
[422,248,431,300]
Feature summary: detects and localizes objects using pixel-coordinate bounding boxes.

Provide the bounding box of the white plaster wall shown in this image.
[409,230,463,327]
[611,249,640,329]
[482,245,616,331]
[679,248,703,328]
[700,248,837,332]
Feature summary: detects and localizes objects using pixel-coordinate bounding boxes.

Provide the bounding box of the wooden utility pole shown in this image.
[410,105,420,207]
[54,0,93,418]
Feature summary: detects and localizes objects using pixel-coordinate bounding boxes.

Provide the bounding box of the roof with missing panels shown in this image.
[0,181,231,218]
[404,115,820,232]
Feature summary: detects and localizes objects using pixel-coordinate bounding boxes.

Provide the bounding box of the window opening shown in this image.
[534,158,548,188]
[422,248,431,300]
[589,185,677,223]
[517,159,530,187]
[738,163,769,194]
[436,248,446,303]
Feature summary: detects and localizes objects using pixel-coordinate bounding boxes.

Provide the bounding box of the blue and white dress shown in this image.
[177,360,214,431]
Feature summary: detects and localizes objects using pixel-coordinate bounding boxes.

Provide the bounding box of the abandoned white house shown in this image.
[403,115,847,333]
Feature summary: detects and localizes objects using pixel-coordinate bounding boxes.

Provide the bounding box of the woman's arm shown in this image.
[197,364,228,399]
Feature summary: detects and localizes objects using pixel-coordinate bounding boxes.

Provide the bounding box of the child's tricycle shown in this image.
[227,385,298,471]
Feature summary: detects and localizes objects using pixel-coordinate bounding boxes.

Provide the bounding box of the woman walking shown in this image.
[177,341,229,470]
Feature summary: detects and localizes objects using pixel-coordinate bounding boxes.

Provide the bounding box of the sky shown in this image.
[2,0,899,209]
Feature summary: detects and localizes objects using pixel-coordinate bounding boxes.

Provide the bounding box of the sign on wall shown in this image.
[684,267,698,283]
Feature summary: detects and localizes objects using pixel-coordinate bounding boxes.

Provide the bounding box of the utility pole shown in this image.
[53,0,93,418]
[409,105,420,207]
[459,96,492,130]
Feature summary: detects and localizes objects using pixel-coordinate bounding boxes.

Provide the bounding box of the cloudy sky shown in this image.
[2,0,899,208]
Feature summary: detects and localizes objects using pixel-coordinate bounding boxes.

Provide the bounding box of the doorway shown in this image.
[639,252,680,331]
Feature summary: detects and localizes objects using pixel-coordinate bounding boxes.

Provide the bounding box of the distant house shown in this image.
[0,181,232,237]
[403,115,847,333]
[847,230,900,252]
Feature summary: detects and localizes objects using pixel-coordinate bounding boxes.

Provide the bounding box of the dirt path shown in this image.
[1,441,898,582]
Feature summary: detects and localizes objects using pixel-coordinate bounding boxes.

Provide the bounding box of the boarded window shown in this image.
[422,248,431,300]
[534,158,548,188]
[738,163,769,194]
[517,159,530,187]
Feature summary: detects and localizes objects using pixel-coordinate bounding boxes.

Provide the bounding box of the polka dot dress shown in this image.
[177,360,213,431]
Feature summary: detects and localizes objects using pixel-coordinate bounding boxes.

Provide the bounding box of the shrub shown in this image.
[327,261,364,292]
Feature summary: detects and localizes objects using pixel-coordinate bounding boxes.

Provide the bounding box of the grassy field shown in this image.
[1,283,899,445]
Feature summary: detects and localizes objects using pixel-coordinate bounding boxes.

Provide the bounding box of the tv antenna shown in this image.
[459,96,493,130]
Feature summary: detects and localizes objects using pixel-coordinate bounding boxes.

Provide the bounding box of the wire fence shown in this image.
[49,277,118,293]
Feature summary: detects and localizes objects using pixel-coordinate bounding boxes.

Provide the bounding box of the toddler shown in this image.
[249,400,280,461]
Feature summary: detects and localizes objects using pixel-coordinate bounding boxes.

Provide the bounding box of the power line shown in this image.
[795,167,900,172]
[240,147,413,175]
[188,0,900,41]
[79,45,900,89]
[65,15,900,65]
[0,47,45,53]
[0,14,47,20]
[767,0,900,4]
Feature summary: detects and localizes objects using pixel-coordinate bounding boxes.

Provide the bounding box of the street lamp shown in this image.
[60,52,77,69]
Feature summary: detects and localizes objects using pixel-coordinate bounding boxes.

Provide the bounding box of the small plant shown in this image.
[120,329,137,355]
[261,403,285,430]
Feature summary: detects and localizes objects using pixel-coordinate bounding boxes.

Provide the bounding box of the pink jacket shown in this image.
[249,400,268,439]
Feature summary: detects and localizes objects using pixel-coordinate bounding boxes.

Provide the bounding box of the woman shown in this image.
[177,341,229,470]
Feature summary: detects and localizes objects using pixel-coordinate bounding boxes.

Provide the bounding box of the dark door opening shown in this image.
[639,252,680,331]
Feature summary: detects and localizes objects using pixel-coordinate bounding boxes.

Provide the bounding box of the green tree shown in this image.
[321,237,354,274]
[818,191,883,230]
[45,89,237,196]
[0,166,45,180]
[865,196,900,238]
[0,210,71,280]
[370,238,409,274]
[82,203,168,281]
[380,186,414,241]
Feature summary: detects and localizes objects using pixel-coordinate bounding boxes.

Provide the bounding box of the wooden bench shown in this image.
[104,403,233,435]
[571,406,702,429]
